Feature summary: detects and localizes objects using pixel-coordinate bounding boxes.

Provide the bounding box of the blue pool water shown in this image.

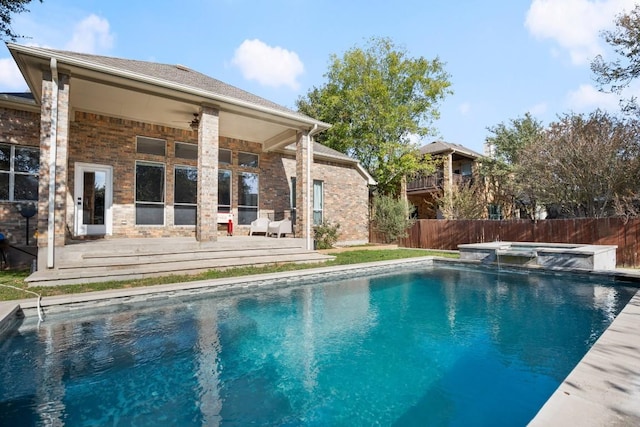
[0,265,637,426]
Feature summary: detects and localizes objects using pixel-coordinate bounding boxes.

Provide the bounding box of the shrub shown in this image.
[314,221,341,249]
[373,194,415,243]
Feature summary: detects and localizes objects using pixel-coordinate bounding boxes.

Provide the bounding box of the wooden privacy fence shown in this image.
[371,218,640,267]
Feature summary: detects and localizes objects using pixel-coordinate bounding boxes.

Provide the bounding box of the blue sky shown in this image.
[0,0,637,154]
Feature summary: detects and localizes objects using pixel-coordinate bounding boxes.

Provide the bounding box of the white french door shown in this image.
[74,163,113,236]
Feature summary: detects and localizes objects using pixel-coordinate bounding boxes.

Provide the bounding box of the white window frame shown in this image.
[175,141,198,160]
[174,164,197,226]
[0,144,39,202]
[219,148,232,165]
[135,160,166,226]
[218,169,232,213]
[136,136,166,156]
[313,180,323,225]
[238,151,259,168]
[237,171,259,225]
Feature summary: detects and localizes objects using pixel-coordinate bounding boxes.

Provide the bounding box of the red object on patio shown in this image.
[227,219,233,236]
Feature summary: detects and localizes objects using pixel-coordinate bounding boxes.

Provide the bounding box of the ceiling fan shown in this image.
[189,113,200,131]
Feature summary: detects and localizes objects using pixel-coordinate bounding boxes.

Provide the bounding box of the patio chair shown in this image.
[249,217,270,236]
[267,219,292,238]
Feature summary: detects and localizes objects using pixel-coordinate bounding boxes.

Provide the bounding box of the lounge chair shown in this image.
[249,217,270,236]
[267,219,292,238]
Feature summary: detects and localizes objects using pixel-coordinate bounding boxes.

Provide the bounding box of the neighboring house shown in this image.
[405,140,482,219]
[0,43,375,272]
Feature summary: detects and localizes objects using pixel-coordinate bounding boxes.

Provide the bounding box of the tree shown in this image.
[518,110,640,218]
[372,194,415,243]
[591,5,640,113]
[479,113,545,219]
[0,0,42,41]
[436,179,486,220]
[297,37,452,195]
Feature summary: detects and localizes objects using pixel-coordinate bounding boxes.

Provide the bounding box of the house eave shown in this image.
[7,43,331,133]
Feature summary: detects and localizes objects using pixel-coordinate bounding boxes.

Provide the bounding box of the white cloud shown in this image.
[0,14,115,90]
[0,58,27,90]
[525,0,637,65]
[65,14,114,54]
[565,83,620,110]
[231,39,304,90]
[407,133,423,146]
[458,102,471,115]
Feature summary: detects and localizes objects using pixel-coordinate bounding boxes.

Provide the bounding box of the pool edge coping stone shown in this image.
[528,288,640,426]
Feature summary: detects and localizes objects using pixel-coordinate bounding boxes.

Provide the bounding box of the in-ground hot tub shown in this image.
[458,242,618,271]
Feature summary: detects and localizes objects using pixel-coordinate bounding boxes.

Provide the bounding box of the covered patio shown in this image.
[6,44,343,278]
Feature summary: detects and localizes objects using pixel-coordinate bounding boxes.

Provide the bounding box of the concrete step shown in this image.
[58,246,306,269]
[26,251,335,287]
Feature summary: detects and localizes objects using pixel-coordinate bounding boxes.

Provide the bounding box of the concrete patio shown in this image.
[26,236,334,286]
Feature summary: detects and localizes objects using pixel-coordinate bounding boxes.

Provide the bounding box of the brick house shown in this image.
[406,141,482,219]
[1,43,375,272]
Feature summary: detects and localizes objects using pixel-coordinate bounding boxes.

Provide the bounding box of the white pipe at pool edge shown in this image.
[47,58,58,269]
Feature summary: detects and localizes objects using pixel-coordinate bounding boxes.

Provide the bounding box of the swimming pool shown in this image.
[0,265,637,426]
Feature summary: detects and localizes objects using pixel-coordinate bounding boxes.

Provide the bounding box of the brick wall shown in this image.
[2,108,371,244]
[280,156,370,244]
[0,106,40,244]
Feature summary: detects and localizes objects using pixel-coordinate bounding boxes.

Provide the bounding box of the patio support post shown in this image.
[37,66,70,270]
[196,105,219,242]
[295,130,314,250]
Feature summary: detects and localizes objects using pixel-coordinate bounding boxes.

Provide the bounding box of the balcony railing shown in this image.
[406,172,472,192]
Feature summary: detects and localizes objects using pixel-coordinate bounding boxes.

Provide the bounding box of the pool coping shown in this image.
[1,256,640,425]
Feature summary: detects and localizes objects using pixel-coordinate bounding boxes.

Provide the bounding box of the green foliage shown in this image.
[591,5,640,112]
[297,37,451,195]
[518,110,640,218]
[0,0,41,41]
[373,194,415,243]
[480,113,545,218]
[313,221,341,249]
[436,180,486,220]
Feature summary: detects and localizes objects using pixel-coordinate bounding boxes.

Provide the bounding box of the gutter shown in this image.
[47,58,57,268]
[7,43,331,131]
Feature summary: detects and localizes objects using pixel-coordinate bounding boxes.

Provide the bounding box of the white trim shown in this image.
[134,160,166,226]
[74,162,113,236]
[136,135,167,156]
[237,151,259,168]
[47,58,57,269]
[237,171,259,225]
[7,43,332,132]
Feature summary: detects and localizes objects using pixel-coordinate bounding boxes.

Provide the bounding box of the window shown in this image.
[290,177,296,224]
[488,204,502,220]
[0,144,39,201]
[175,142,197,160]
[237,172,258,224]
[219,149,232,165]
[174,166,197,225]
[136,136,166,156]
[313,180,323,225]
[238,152,258,168]
[218,169,231,213]
[135,161,165,225]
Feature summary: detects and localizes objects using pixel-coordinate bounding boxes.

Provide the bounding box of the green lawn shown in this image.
[0,249,458,302]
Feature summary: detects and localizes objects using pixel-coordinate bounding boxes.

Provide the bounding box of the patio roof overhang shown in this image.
[7,43,330,151]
